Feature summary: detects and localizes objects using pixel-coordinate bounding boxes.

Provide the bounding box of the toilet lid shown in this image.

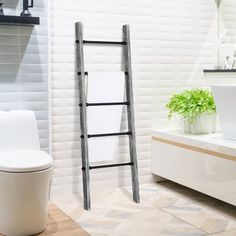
[0,150,53,173]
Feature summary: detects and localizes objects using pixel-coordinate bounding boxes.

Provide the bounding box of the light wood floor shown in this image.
[0,203,90,236]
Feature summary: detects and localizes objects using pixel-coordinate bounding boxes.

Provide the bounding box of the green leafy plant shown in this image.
[166,89,216,122]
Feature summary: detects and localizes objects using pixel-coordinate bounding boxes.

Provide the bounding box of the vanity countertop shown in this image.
[152,130,236,158]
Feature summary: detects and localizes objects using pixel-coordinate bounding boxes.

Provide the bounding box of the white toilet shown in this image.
[0,110,53,236]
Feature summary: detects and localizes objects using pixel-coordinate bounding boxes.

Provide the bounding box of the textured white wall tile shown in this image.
[50,0,219,193]
[0,0,48,151]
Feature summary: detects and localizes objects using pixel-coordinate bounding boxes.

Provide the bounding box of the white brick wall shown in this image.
[50,0,219,194]
[219,0,236,42]
[0,0,48,151]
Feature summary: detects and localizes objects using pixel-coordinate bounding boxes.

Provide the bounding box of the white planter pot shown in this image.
[180,113,216,135]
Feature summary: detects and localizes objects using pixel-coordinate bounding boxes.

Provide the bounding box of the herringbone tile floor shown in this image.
[52,182,236,236]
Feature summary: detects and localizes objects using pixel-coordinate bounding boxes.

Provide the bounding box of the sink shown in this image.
[212,85,236,141]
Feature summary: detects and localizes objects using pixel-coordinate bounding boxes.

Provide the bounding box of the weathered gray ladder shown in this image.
[75,22,140,210]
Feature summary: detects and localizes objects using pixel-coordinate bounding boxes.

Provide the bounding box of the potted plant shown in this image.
[166,89,217,134]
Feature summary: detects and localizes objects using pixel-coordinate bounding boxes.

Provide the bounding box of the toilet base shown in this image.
[0,167,53,236]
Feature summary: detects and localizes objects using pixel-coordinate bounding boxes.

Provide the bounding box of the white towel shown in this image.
[86,72,125,162]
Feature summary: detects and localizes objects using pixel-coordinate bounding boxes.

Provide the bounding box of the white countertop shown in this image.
[152,130,236,158]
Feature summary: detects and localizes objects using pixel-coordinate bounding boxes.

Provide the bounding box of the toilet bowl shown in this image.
[0,110,53,236]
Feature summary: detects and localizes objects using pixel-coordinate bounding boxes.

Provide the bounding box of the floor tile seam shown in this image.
[161,205,236,235]
[140,197,209,235]
[184,200,236,222]
[160,207,209,235]
[144,191,236,224]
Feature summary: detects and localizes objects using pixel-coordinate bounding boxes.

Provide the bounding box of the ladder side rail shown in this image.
[75,22,91,210]
[123,24,140,203]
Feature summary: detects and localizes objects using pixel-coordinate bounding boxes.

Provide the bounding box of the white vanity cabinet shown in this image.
[152,130,236,206]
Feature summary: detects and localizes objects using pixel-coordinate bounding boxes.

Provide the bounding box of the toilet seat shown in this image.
[0,150,53,173]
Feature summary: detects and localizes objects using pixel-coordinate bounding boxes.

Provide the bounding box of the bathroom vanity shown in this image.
[152,130,236,206]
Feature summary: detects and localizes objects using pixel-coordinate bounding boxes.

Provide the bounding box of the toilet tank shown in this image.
[0,110,40,151]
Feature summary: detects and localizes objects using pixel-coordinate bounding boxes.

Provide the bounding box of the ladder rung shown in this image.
[77,72,88,75]
[77,71,128,76]
[76,40,126,45]
[79,102,130,107]
[81,132,132,139]
[88,132,131,138]
[82,162,134,171]
[82,40,127,45]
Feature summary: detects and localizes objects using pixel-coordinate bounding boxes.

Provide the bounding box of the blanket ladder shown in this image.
[75,22,140,210]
